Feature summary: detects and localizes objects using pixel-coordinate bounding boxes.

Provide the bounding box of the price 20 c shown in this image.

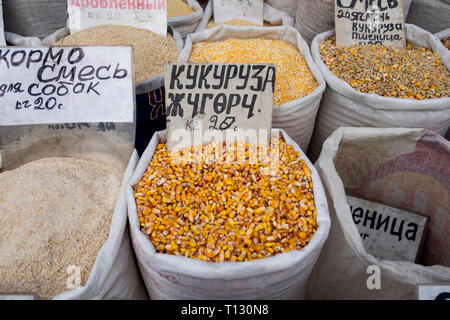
[15,97,64,111]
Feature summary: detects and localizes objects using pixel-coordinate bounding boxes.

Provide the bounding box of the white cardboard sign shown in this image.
[417,285,450,300]
[347,196,427,262]
[67,0,167,37]
[0,46,134,126]
[164,63,275,152]
[213,0,264,25]
[335,0,406,47]
[0,1,6,46]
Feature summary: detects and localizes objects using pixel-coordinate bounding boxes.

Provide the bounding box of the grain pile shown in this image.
[189,39,318,106]
[442,37,450,50]
[206,19,271,29]
[168,0,194,18]
[0,158,122,299]
[134,139,318,262]
[55,25,179,83]
[320,36,450,99]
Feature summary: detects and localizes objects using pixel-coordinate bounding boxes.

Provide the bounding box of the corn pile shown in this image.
[134,139,318,262]
[320,37,450,99]
[442,37,450,50]
[206,19,271,29]
[168,0,194,18]
[55,25,179,83]
[190,39,318,106]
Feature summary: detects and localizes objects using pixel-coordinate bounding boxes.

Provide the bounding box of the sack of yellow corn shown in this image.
[127,129,330,299]
[168,0,203,40]
[180,25,326,153]
[309,24,450,161]
[308,127,450,299]
[195,1,294,32]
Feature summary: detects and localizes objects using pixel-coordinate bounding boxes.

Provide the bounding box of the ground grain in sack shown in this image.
[134,138,318,263]
[319,36,450,99]
[189,38,318,106]
[168,0,194,18]
[54,25,179,83]
[0,158,122,299]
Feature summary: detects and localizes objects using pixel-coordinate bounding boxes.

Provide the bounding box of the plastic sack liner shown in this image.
[406,0,450,34]
[168,0,203,39]
[127,129,330,299]
[180,25,326,152]
[308,24,450,161]
[294,0,412,45]
[195,1,294,32]
[307,127,450,300]
[0,121,148,299]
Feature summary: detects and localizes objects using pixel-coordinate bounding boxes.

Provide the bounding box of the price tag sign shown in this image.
[335,0,406,47]
[213,0,264,25]
[347,196,427,262]
[164,63,275,152]
[0,46,134,126]
[0,0,6,46]
[67,0,167,37]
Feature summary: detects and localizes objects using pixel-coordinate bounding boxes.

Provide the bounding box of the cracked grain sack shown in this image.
[309,24,450,161]
[167,0,203,39]
[0,122,147,300]
[307,127,450,300]
[195,1,294,32]
[43,25,184,156]
[294,0,412,45]
[127,129,330,299]
[180,25,325,152]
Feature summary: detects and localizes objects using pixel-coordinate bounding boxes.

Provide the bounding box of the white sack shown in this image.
[406,0,450,34]
[265,0,298,19]
[127,129,331,299]
[307,127,450,300]
[55,150,148,300]
[41,26,184,95]
[4,31,41,46]
[195,1,294,32]
[168,0,203,40]
[295,0,412,45]
[2,0,67,39]
[436,28,450,42]
[180,25,325,152]
[309,24,450,161]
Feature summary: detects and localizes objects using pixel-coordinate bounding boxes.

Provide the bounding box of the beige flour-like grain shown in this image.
[54,25,179,83]
[0,157,122,299]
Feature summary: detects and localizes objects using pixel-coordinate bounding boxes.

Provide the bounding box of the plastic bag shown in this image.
[307,127,450,300]
[180,25,326,152]
[309,24,450,161]
[127,129,330,299]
